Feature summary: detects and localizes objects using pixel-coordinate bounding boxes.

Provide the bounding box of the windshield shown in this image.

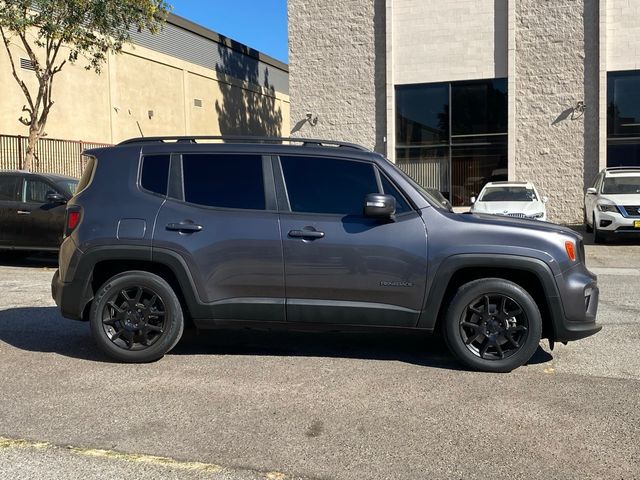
[479,186,537,202]
[602,176,640,194]
[56,179,79,197]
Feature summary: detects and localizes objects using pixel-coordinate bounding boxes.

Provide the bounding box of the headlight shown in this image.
[597,203,618,213]
[529,212,545,219]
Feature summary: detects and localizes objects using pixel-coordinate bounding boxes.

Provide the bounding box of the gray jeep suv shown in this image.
[51,137,601,372]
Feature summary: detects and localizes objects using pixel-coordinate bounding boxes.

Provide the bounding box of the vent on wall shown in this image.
[20,58,35,71]
[193,99,203,107]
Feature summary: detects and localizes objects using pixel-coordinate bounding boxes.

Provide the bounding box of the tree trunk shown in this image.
[23,125,38,171]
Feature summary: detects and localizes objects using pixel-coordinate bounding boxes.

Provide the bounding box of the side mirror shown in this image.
[470,196,476,204]
[364,193,395,218]
[46,192,66,204]
[586,187,597,195]
[542,196,549,203]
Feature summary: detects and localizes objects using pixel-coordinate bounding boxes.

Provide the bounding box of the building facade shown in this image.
[288,0,640,223]
[0,14,290,145]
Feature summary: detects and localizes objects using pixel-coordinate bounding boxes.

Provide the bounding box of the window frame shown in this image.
[274,154,416,218]
[167,152,276,213]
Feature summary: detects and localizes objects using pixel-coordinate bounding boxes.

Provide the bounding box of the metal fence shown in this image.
[0,134,111,178]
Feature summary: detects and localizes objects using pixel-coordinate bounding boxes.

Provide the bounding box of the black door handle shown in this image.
[288,229,325,239]
[166,222,203,233]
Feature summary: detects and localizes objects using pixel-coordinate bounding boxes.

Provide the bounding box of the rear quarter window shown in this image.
[76,155,97,195]
[141,155,170,196]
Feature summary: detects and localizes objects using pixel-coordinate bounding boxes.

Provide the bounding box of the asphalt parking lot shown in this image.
[1,238,639,480]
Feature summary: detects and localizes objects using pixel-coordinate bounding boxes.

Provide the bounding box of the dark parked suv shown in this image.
[52,137,601,371]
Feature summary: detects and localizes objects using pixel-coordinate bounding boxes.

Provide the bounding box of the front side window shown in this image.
[602,176,640,195]
[25,179,55,203]
[182,154,265,210]
[479,187,537,202]
[281,156,378,215]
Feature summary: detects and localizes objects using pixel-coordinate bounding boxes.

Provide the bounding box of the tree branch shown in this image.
[0,25,35,114]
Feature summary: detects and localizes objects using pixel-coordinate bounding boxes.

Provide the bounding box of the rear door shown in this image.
[276,155,429,327]
[152,152,285,322]
[0,174,23,247]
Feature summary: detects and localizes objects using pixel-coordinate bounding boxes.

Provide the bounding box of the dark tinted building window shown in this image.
[451,79,507,136]
[608,70,640,166]
[0,175,20,201]
[183,154,265,210]
[396,83,449,146]
[281,156,378,215]
[141,155,170,196]
[395,78,507,206]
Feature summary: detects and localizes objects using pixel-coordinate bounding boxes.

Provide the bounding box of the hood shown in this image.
[457,211,580,239]
[471,201,544,215]
[598,194,640,205]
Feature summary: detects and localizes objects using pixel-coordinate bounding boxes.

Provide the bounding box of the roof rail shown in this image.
[117,135,369,151]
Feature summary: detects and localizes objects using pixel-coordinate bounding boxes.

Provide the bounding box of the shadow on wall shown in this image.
[214,38,282,137]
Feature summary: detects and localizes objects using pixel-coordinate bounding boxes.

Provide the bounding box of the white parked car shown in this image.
[584,167,640,243]
[470,181,548,221]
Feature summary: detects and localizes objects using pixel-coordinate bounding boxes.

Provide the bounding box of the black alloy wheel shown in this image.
[102,286,167,351]
[90,271,184,363]
[459,293,528,361]
[443,278,542,372]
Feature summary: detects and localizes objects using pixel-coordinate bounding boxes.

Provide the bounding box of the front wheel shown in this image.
[443,278,542,372]
[584,210,593,233]
[89,271,184,363]
[593,214,606,244]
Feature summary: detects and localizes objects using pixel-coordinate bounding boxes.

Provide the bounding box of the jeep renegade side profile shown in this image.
[52,137,601,372]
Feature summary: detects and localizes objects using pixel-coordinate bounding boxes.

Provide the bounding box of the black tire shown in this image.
[90,271,184,363]
[593,215,605,244]
[584,210,593,233]
[443,278,542,373]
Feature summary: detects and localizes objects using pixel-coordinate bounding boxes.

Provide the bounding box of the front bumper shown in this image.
[595,210,640,234]
[551,262,601,342]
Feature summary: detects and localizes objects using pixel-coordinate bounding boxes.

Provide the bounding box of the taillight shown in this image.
[65,207,82,236]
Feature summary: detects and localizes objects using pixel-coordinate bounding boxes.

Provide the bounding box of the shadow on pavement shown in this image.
[0,306,552,370]
[0,252,58,268]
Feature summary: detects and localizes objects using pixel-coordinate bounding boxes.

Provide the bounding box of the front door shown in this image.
[277,155,428,327]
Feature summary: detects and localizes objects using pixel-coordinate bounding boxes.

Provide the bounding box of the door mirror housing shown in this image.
[542,196,549,203]
[46,192,66,204]
[364,193,395,218]
[470,196,476,204]
[586,187,597,195]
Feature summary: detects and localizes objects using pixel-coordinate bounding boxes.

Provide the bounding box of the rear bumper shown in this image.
[51,268,92,321]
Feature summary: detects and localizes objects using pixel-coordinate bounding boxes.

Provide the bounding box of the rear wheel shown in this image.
[443,278,542,372]
[90,271,184,363]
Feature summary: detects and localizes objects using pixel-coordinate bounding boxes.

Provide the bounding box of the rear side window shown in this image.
[182,154,265,210]
[281,156,378,215]
[76,155,96,195]
[141,155,170,196]
[25,179,55,203]
[0,175,20,201]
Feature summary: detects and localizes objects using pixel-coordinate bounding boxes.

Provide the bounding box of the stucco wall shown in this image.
[514,0,599,223]
[288,0,386,152]
[0,36,289,144]
[393,0,507,85]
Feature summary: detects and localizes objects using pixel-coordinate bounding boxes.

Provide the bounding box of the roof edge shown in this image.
[166,13,289,73]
